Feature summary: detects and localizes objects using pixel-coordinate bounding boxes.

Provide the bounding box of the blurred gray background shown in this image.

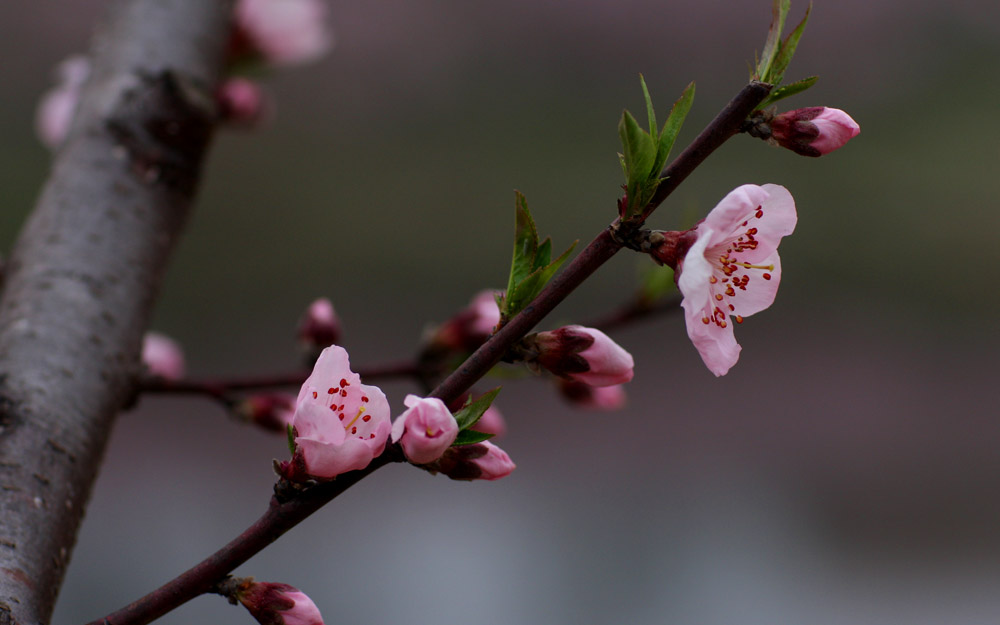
[3,1,1000,624]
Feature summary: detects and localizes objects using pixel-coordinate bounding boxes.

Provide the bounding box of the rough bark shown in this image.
[0,1,232,623]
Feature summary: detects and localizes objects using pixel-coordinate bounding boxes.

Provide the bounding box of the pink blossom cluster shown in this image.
[281,346,515,482]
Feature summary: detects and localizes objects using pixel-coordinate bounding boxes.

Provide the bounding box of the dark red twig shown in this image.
[86,80,771,625]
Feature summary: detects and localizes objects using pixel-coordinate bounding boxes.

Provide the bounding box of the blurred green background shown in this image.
[3,2,1000,624]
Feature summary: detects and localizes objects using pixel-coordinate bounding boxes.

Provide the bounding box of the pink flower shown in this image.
[532,326,634,387]
[286,346,390,480]
[432,441,515,481]
[677,184,797,376]
[236,393,296,433]
[390,395,458,464]
[141,332,185,381]
[770,107,859,157]
[557,379,627,411]
[474,404,507,437]
[216,77,270,127]
[297,297,341,353]
[233,0,333,67]
[35,55,90,149]
[237,580,324,625]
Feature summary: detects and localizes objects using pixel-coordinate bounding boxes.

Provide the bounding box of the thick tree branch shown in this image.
[0,1,232,623]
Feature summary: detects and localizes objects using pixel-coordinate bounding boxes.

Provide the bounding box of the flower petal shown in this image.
[682,302,741,377]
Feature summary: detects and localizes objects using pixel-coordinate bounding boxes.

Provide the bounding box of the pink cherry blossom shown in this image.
[557,379,627,411]
[289,346,390,479]
[141,332,185,381]
[433,441,515,481]
[391,395,458,464]
[533,326,634,387]
[237,581,324,625]
[770,107,859,157]
[35,55,90,149]
[233,0,333,67]
[677,184,797,376]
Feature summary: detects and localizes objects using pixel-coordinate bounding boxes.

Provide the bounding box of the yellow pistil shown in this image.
[343,405,366,430]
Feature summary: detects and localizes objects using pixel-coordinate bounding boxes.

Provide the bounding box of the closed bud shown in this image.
[222,577,324,625]
[141,332,185,381]
[235,393,295,433]
[217,78,270,127]
[557,379,627,411]
[297,298,341,358]
[429,441,515,481]
[527,326,634,387]
[770,107,859,157]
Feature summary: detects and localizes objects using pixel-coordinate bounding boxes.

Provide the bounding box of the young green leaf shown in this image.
[756,0,790,80]
[506,239,577,314]
[756,75,817,110]
[453,387,501,431]
[286,423,296,454]
[618,110,656,186]
[652,81,695,177]
[505,191,540,307]
[640,74,657,142]
[452,429,495,447]
[769,2,811,85]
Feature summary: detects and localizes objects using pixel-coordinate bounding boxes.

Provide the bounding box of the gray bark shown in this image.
[0,1,232,622]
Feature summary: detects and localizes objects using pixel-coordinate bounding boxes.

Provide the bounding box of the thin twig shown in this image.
[86,80,771,625]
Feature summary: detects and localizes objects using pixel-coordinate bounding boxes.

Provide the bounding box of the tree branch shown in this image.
[432,80,772,405]
[0,1,232,623]
[85,79,771,625]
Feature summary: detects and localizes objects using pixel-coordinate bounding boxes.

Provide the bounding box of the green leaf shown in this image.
[505,191,539,310]
[769,2,811,84]
[757,75,817,109]
[534,237,553,271]
[618,110,656,185]
[453,387,501,430]
[506,239,577,314]
[640,74,657,140]
[757,0,790,80]
[452,429,495,447]
[639,263,676,303]
[286,423,296,454]
[652,81,695,177]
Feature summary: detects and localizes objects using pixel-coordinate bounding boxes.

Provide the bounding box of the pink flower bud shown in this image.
[297,298,341,354]
[557,379,627,411]
[141,332,185,381]
[770,107,859,157]
[282,346,391,481]
[217,77,270,127]
[236,580,324,625]
[232,0,333,67]
[390,394,458,464]
[428,290,501,354]
[474,404,507,437]
[236,393,296,433]
[432,441,515,481]
[35,55,90,149]
[532,326,634,387]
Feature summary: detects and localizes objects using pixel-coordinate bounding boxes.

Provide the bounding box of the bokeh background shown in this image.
[3,1,1000,623]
